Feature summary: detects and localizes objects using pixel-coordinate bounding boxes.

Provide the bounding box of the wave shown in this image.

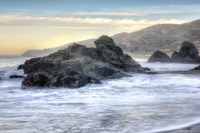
[1,58,200,133]
[0,66,24,80]
[4,69,24,79]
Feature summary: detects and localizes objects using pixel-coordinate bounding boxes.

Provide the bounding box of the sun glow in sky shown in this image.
[0,0,200,55]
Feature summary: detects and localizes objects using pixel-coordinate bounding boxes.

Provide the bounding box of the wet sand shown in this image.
[160,123,200,133]
[155,70,200,133]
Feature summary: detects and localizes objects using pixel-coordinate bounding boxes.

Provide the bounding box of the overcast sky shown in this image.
[0,0,200,55]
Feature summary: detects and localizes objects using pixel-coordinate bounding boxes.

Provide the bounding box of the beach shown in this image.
[163,124,200,133]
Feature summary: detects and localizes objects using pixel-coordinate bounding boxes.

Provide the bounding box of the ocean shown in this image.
[0,57,200,133]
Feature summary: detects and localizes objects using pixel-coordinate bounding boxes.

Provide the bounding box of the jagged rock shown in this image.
[192,65,200,70]
[148,50,170,62]
[95,36,142,72]
[21,35,149,88]
[179,42,199,58]
[17,64,24,70]
[171,41,200,63]
[149,42,200,64]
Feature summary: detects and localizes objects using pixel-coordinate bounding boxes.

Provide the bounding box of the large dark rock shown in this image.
[21,35,149,88]
[171,41,200,63]
[95,36,142,72]
[148,50,170,62]
[171,51,184,62]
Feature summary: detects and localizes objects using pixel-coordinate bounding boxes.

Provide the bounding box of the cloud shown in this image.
[64,4,200,18]
[0,4,199,31]
[0,3,199,55]
[0,14,188,32]
[67,11,142,17]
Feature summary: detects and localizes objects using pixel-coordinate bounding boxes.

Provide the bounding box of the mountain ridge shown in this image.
[22,19,200,57]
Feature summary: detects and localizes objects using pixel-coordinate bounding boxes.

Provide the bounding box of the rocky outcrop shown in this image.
[148,41,200,63]
[148,50,170,62]
[171,51,183,62]
[171,41,200,63]
[21,35,148,88]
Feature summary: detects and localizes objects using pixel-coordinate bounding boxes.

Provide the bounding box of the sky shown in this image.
[0,0,200,55]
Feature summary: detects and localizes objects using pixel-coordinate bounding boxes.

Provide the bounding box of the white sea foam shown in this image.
[0,57,200,133]
[0,80,22,88]
[3,69,24,79]
[139,61,199,71]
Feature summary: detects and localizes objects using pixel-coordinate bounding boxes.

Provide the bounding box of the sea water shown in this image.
[0,57,200,133]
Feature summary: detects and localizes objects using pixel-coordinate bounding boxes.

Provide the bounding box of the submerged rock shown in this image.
[148,50,170,62]
[21,35,149,88]
[9,75,24,79]
[192,65,200,70]
[171,41,200,63]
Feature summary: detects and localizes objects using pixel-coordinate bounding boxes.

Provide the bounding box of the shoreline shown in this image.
[157,70,200,74]
[148,120,200,133]
[161,123,200,133]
